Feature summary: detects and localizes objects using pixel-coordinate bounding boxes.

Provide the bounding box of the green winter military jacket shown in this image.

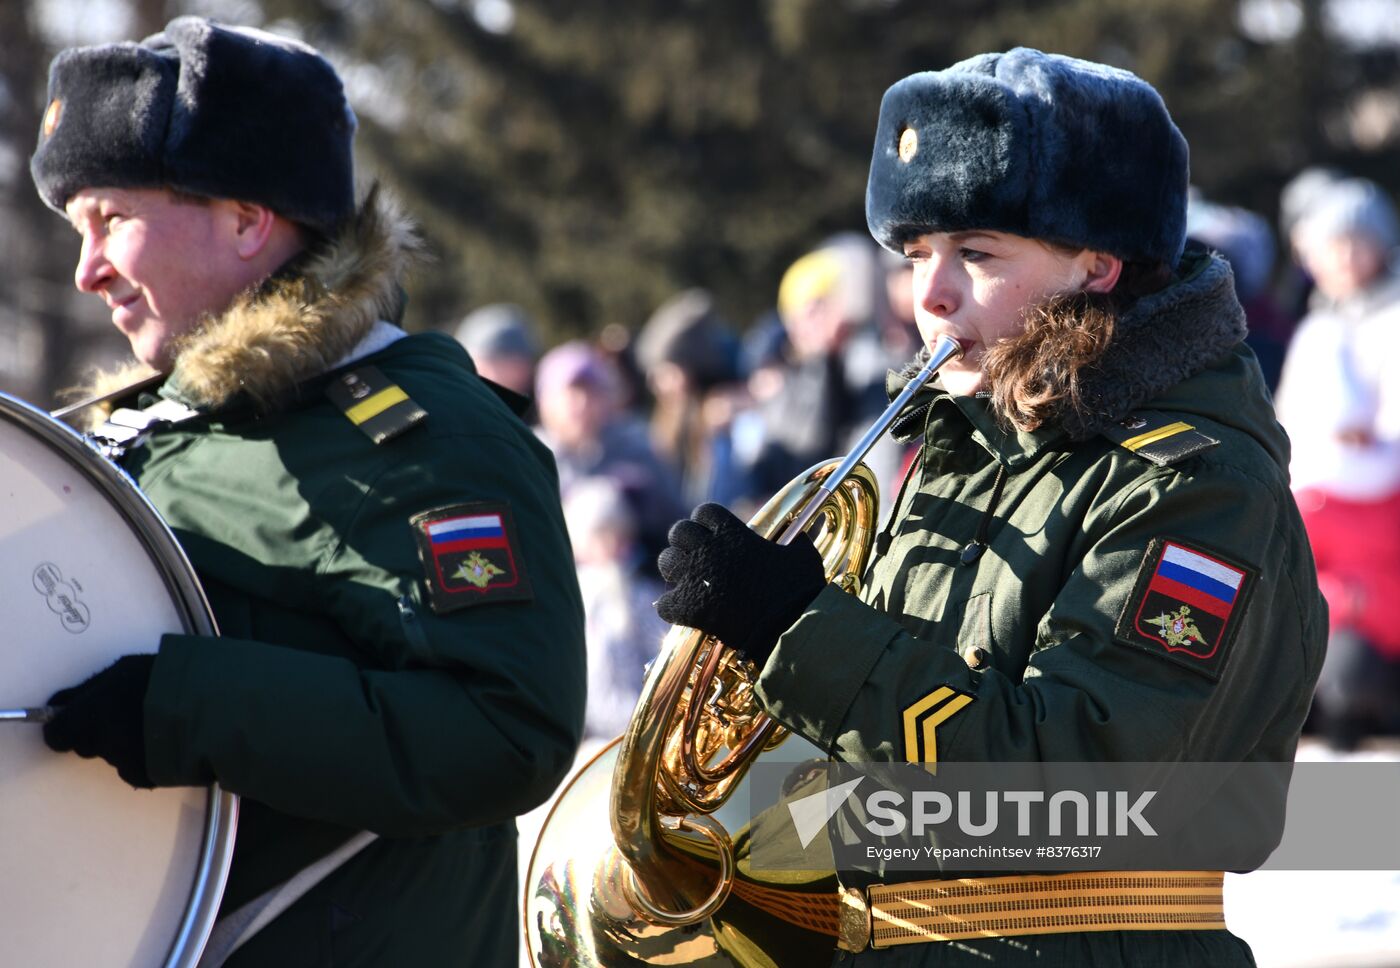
[89,195,585,967]
[755,248,1327,966]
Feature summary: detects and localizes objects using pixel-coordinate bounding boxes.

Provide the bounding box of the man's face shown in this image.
[65,187,250,370]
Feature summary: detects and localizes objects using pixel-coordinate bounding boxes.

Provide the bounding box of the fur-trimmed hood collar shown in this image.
[889,243,1247,446]
[72,186,420,422]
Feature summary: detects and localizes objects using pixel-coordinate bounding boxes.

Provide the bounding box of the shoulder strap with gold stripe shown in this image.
[325,365,427,444]
[1100,410,1218,467]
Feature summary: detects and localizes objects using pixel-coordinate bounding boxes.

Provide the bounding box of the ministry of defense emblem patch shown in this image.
[1114,538,1257,681]
[411,502,532,614]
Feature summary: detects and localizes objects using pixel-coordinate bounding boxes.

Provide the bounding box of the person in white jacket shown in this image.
[1275,175,1400,748]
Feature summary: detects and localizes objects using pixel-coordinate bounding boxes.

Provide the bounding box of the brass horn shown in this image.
[526,336,963,967]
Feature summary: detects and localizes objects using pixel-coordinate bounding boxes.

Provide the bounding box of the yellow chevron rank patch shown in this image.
[901,686,974,773]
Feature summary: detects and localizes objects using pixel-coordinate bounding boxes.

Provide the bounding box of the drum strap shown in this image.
[87,322,409,461]
[196,830,379,966]
[90,397,203,460]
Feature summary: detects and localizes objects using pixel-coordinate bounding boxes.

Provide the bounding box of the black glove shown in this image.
[655,503,827,668]
[43,654,157,789]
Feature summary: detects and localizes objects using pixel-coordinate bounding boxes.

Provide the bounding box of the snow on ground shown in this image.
[1226,740,1400,967]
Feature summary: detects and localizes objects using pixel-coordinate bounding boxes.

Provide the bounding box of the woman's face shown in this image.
[902,230,1115,396]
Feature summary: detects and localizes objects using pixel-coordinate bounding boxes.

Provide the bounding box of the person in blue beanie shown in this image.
[656,48,1325,966]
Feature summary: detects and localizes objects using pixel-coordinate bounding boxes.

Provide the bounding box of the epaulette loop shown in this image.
[325,365,426,444]
[1101,410,1218,467]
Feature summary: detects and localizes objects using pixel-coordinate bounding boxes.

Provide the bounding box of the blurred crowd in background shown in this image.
[6,1,1400,757]
[455,169,1400,751]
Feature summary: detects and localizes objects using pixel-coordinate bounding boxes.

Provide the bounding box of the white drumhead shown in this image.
[0,395,234,967]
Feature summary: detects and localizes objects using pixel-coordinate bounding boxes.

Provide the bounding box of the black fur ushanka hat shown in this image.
[866,48,1189,267]
[30,17,356,234]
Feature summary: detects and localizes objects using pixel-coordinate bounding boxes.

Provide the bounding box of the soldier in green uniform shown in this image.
[30,18,585,966]
[656,49,1326,965]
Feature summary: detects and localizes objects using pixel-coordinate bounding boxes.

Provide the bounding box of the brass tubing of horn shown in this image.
[690,716,778,788]
[604,335,961,928]
[676,450,898,802]
[610,623,721,918]
[676,465,874,790]
[619,814,736,926]
[613,467,877,924]
[680,635,729,782]
[680,643,778,789]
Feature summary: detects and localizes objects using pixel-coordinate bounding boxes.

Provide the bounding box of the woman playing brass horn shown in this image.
[655,49,1326,966]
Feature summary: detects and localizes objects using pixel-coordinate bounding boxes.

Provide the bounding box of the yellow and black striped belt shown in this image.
[836,870,1226,950]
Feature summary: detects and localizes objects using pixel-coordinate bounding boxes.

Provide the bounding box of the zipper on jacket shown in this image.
[960,463,1008,566]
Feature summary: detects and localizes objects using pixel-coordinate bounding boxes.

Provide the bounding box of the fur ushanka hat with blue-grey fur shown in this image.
[866,48,1189,267]
[31,17,356,234]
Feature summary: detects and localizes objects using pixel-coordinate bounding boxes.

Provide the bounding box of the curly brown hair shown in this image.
[982,255,1171,433]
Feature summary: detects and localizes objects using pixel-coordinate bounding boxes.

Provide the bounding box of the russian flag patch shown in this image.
[410,502,532,613]
[1114,538,1258,681]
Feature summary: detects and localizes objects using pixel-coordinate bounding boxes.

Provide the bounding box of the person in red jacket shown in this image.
[1275,175,1400,749]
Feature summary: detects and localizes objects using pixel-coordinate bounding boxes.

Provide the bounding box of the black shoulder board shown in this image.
[325,365,427,444]
[1101,410,1219,467]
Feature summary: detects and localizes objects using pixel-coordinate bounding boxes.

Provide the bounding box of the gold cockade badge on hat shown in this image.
[899,126,918,163]
[42,99,63,139]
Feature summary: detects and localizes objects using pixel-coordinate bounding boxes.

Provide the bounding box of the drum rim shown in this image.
[1,392,238,968]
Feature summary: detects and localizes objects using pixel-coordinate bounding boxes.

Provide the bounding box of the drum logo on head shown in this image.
[32,562,90,634]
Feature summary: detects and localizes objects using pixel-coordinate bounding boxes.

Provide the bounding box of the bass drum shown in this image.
[0,392,237,967]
